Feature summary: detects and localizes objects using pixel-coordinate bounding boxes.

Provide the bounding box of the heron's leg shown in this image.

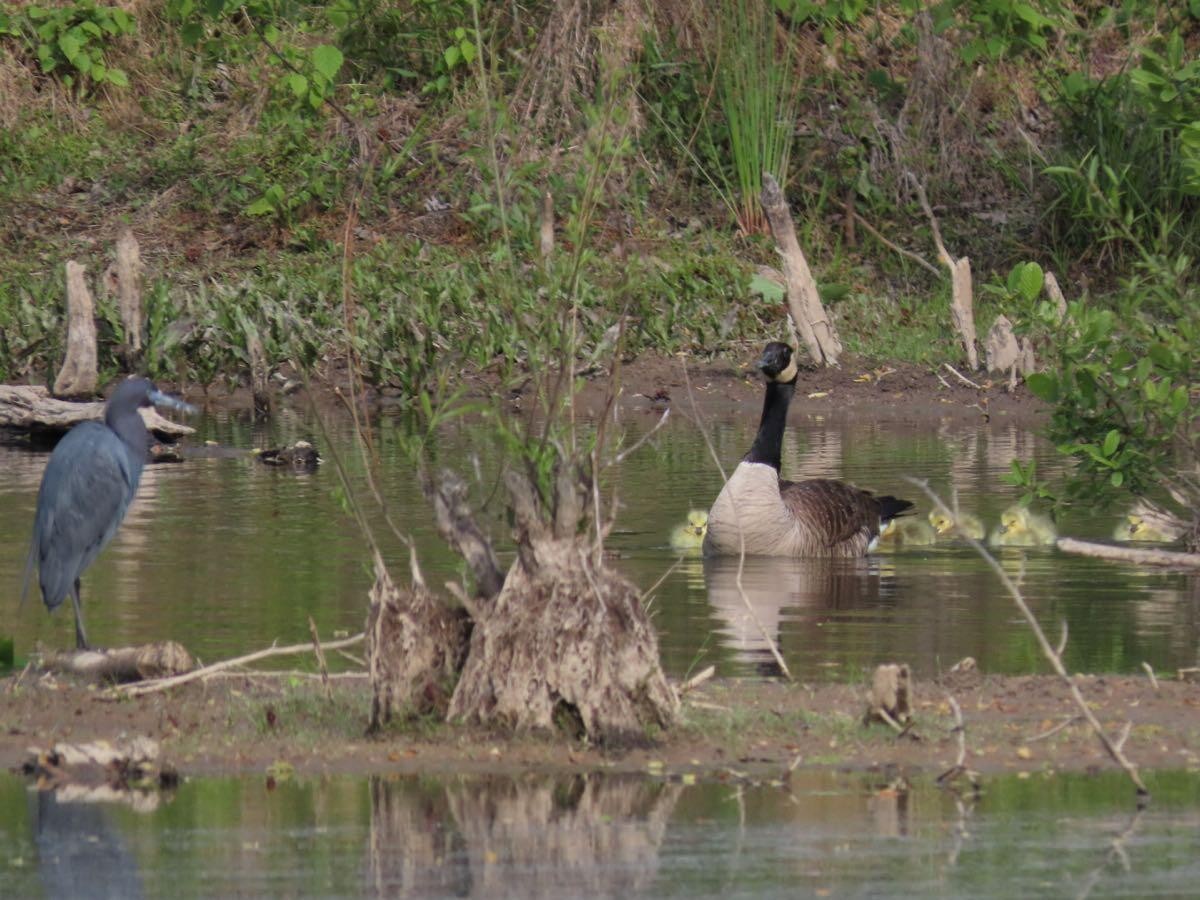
[70,577,89,650]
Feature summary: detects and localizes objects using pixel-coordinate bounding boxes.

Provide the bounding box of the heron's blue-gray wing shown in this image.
[29,423,139,610]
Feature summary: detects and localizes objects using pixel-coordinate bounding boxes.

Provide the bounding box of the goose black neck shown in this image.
[745,378,795,471]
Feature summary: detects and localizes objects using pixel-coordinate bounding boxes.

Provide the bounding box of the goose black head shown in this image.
[756,342,798,384]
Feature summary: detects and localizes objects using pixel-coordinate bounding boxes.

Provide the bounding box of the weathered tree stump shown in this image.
[53,261,98,398]
[115,228,143,365]
[366,550,469,731]
[761,172,843,367]
[445,469,678,745]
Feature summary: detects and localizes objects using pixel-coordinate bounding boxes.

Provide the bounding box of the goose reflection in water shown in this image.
[702,555,888,676]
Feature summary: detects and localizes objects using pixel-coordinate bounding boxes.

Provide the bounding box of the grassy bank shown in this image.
[0,1,1196,397]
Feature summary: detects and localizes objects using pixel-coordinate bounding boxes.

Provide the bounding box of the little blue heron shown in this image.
[21,378,196,649]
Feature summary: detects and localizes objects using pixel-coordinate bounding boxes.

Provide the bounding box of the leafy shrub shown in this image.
[2,1,134,93]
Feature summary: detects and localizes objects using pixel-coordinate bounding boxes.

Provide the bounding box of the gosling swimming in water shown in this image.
[670,509,709,553]
[928,509,986,541]
[875,517,937,549]
[989,505,1057,548]
[1112,511,1183,543]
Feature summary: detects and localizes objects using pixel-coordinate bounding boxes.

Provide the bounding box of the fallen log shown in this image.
[38,641,196,683]
[0,385,194,439]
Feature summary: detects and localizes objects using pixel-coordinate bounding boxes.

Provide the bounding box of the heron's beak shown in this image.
[149,390,198,416]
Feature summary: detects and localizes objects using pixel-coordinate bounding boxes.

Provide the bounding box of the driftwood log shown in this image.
[39,641,196,683]
[761,172,842,367]
[0,385,195,439]
[53,261,99,398]
[1056,538,1200,569]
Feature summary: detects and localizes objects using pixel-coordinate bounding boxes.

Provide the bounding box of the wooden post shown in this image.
[53,261,99,398]
[115,228,143,364]
[760,173,842,366]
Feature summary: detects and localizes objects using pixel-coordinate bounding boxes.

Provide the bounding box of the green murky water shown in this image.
[2,769,1198,897]
[2,404,1198,678]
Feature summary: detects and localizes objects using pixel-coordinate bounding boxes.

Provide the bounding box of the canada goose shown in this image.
[875,517,937,548]
[988,504,1057,548]
[703,342,913,558]
[1112,512,1183,543]
[928,509,986,540]
[670,509,709,552]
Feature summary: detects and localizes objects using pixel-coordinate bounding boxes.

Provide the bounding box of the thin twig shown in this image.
[605,408,670,467]
[308,617,332,702]
[1141,662,1159,692]
[937,693,980,788]
[104,634,366,699]
[337,649,366,668]
[907,478,1148,797]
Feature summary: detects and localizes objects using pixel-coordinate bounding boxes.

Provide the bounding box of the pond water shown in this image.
[2,401,1198,679]
[2,768,1199,897]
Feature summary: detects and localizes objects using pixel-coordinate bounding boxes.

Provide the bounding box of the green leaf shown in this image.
[310,44,343,80]
[443,44,460,68]
[286,72,308,97]
[246,196,277,216]
[106,67,130,89]
[1110,471,1124,487]
[181,22,204,46]
[1025,371,1058,402]
[749,272,785,302]
[1102,429,1120,457]
[1015,261,1043,301]
[58,32,81,63]
[460,39,476,63]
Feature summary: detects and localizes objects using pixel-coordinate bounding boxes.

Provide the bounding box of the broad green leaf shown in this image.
[1102,429,1120,457]
[246,196,276,216]
[58,32,81,63]
[286,73,308,97]
[106,67,129,88]
[1015,261,1043,301]
[460,39,476,63]
[443,44,460,68]
[1110,471,1124,487]
[310,44,343,80]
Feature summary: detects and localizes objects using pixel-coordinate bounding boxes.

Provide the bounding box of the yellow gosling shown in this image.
[670,509,709,553]
[875,517,937,549]
[1113,513,1182,543]
[928,509,986,540]
[989,505,1057,548]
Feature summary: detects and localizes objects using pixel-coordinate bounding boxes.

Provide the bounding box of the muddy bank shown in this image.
[125,350,1041,427]
[2,671,1193,782]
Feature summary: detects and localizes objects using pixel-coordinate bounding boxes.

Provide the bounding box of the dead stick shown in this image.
[337,649,366,668]
[944,363,982,390]
[679,665,715,695]
[308,617,332,702]
[907,478,1149,796]
[1026,714,1081,743]
[104,634,365,699]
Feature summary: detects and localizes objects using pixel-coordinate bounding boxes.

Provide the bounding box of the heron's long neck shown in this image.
[745,379,795,471]
[107,410,150,477]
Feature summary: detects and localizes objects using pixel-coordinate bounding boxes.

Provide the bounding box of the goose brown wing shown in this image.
[779,478,888,548]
